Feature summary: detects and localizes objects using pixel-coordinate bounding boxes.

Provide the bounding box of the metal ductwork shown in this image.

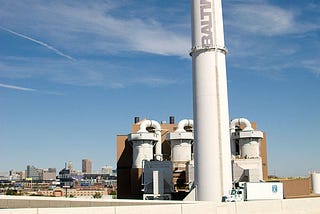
[137,120,162,161]
[230,118,254,132]
[128,120,162,168]
[176,119,194,133]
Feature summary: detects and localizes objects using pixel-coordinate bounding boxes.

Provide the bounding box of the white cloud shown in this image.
[226,3,296,36]
[0,0,192,89]
[223,1,320,79]
[0,83,36,91]
[225,2,320,37]
[0,1,189,89]
[1,0,318,85]
[0,1,189,57]
[0,27,74,61]
[302,60,320,76]
[0,57,179,88]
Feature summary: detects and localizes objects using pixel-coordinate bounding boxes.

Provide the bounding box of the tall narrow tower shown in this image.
[190,0,232,201]
[82,159,92,174]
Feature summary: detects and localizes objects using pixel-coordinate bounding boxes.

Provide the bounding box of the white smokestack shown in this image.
[190,0,232,201]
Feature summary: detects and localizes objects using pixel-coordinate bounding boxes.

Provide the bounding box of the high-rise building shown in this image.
[26,165,42,181]
[82,159,92,174]
[42,168,56,181]
[67,161,73,170]
[101,165,113,175]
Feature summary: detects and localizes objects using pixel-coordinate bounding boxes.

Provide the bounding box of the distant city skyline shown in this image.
[1,0,320,177]
[0,161,114,175]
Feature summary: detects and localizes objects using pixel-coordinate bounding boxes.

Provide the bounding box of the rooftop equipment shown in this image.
[128,120,162,168]
[143,161,173,200]
[230,118,264,182]
[167,119,195,194]
[167,119,194,162]
[230,118,263,159]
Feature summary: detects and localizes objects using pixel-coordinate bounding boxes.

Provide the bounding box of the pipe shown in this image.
[175,119,193,133]
[137,120,162,161]
[230,118,254,132]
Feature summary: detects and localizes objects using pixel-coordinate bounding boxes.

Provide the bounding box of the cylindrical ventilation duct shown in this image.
[171,140,193,162]
[230,118,254,132]
[132,140,154,168]
[239,139,260,158]
[230,118,263,159]
[137,120,162,161]
[128,132,158,169]
[167,119,194,162]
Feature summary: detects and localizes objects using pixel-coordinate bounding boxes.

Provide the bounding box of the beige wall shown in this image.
[260,132,268,180]
[282,178,312,198]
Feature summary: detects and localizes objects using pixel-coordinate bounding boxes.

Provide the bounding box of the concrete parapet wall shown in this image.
[1,196,320,214]
[0,196,183,209]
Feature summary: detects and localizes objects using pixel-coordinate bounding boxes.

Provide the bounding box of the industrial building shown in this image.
[116,117,318,200]
[2,0,320,212]
[116,116,268,200]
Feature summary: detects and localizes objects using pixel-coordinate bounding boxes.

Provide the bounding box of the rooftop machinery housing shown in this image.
[116,117,268,200]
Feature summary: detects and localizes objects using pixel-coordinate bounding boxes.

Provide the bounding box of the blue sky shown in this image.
[0,0,319,177]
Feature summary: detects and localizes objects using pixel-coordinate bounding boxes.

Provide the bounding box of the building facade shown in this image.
[82,159,92,174]
[116,117,269,199]
[42,168,56,181]
[26,165,42,181]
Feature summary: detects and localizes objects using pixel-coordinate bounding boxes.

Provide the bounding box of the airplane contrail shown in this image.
[0,83,36,91]
[0,26,75,61]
